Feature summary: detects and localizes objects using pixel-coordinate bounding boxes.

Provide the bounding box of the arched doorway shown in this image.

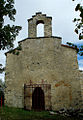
[32,87,45,110]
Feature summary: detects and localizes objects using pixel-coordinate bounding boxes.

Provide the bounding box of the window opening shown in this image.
[37,23,44,37]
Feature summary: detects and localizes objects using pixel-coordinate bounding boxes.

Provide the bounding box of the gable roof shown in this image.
[5,36,78,55]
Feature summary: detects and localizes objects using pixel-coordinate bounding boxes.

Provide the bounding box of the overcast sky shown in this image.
[0,0,83,81]
[13,0,82,43]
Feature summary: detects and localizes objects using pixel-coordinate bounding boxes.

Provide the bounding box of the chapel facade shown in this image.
[5,12,83,110]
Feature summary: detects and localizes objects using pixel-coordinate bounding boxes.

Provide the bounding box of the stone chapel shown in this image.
[5,12,83,110]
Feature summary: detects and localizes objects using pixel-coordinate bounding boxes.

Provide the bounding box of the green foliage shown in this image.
[0,64,5,73]
[72,0,83,40]
[0,0,22,50]
[8,44,22,55]
[0,79,5,94]
[66,42,79,52]
[0,106,82,120]
[0,68,5,73]
[0,79,5,88]
[67,42,83,56]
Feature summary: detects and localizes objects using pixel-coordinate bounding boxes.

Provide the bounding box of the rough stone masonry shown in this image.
[5,12,83,110]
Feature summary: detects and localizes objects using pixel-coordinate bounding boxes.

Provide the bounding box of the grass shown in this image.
[0,106,82,120]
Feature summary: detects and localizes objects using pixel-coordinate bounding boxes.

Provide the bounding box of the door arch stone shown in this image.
[24,84,51,110]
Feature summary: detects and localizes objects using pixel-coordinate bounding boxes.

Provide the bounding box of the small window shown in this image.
[37,23,44,37]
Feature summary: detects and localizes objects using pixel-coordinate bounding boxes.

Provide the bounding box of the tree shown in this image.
[0,0,22,50]
[72,0,83,40]
[0,79,5,89]
[67,42,83,56]
[0,64,5,73]
[69,1,83,56]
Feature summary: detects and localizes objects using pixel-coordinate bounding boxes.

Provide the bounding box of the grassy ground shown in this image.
[0,106,82,120]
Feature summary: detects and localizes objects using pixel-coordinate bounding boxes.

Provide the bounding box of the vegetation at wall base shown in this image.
[0,106,83,120]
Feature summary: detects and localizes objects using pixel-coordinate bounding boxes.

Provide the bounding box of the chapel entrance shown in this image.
[32,87,45,110]
[24,84,51,110]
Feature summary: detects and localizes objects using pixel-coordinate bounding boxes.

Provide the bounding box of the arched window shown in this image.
[37,23,44,37]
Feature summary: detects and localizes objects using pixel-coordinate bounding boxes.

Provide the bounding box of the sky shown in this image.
[0,0,83,81]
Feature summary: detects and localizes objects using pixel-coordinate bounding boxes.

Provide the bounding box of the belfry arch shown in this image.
[28,12,52,38]
[37,23,44,37]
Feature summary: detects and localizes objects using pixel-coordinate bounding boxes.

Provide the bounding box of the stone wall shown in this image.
[28,12,52,38]
[5,12,83,110]
[79,71,83,106]
[5,36,82,110]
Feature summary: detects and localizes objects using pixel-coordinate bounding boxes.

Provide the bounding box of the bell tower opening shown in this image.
[37,23,44,37]
[28,12,52,38]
